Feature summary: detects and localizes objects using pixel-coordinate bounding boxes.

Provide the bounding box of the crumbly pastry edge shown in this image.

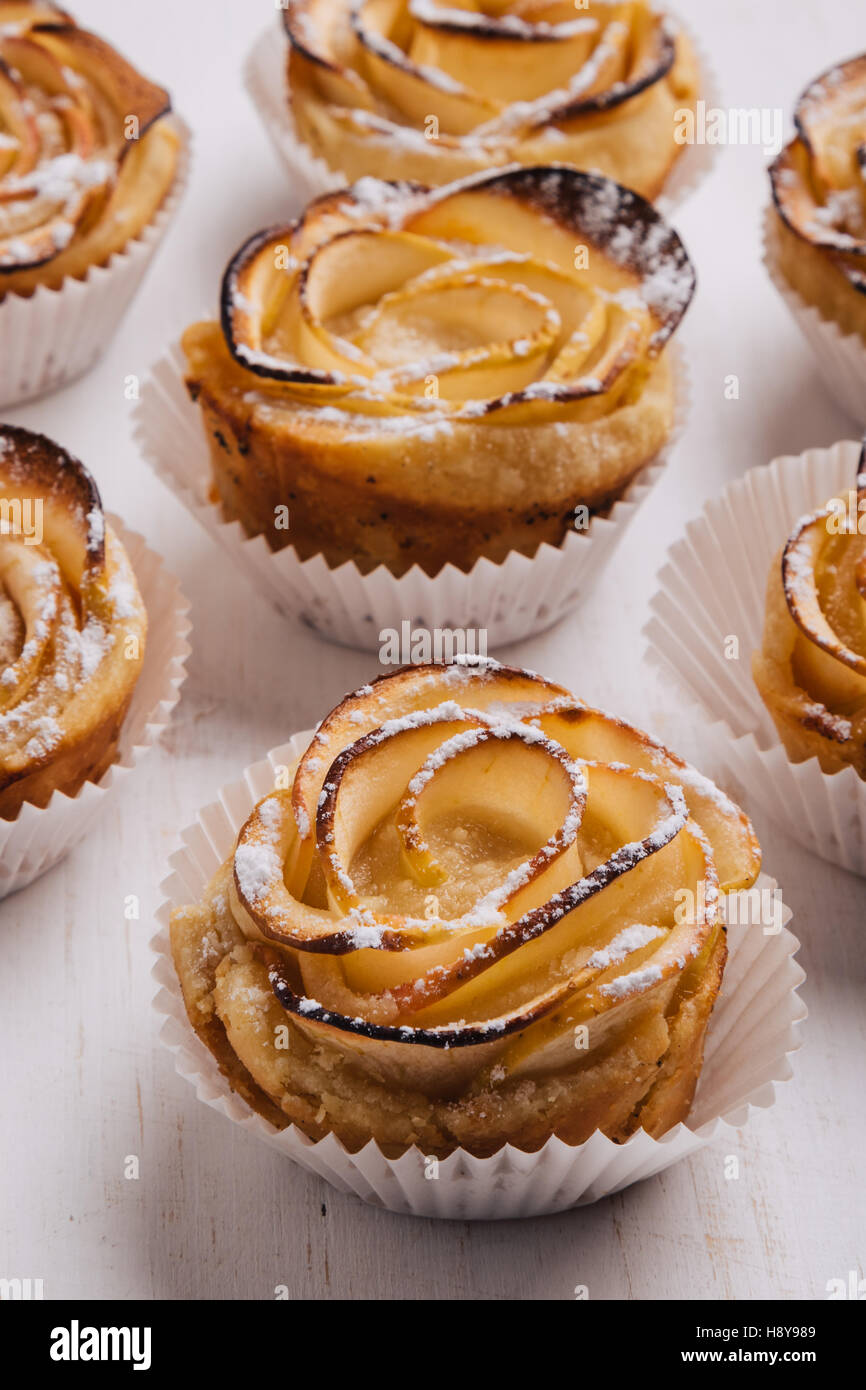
[170,887,728,1159]
[182,325,678,577]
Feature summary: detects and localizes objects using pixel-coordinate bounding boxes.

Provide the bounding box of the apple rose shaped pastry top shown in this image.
[170,659,760,1157]
[0,424,147,819]
[769,54,866,342]
[283,0,698,199]
[182,165,694,577]
[0,0,180,297]
[753,443,866,778]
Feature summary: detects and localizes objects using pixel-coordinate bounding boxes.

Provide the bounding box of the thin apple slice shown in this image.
[33,24,170,141]
[0,542,60,710]
[352,0,497,132]
[407,0,607,106]
[794,54,866,198]
[770,55,866,271]
[217,166,694,427]
[535,704,762,893]
[406,166,695,348]
[285,0,374,109]
[783,507,866,677]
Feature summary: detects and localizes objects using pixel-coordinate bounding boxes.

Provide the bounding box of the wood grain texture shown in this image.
[0,0,864,1301]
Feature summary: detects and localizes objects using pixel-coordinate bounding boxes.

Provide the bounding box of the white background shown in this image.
[1,0,865,1301]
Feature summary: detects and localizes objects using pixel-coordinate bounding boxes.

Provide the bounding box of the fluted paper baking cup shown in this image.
[0,119,190,411]
[653,13,724,218]
[763,208,866,428]
[646,440,866,875]
[153,728,804,1221]
[0,519,191,898]
[133,343,687,652]
[243,11,721,217]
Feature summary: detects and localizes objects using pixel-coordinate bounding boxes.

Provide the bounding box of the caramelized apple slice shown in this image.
[394,726,585,891]
[0,13,171,274]
[32,24,170,141]
[0,63,40,178]
[352,0,497,132]
[770,55,866,266]
[536,704,761,892]
[292,661,570,857]
[778,496,866,724]
[0,543,60,709]
[406,167,695,348]
[783,505,866,679]
[794,55,866,198]
[284,0,374,109]
[217,167,693,429]
[408,1,616,108]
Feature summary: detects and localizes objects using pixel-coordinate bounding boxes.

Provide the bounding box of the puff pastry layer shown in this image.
[769,55,866,342]
[171,659,760,1157]
[284,0,698,199]
[0,1,179,297]
[183,166,694,576]
[753,449,866,777]
[0,425,147,818]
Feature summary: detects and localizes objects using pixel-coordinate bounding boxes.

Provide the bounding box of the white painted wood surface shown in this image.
[1,0,864,1301]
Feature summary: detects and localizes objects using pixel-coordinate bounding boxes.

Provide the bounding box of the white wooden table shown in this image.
[1,0,864,1301]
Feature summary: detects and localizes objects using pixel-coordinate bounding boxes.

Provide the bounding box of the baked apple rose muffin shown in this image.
[170,660,760,1158]
[753,446,866,778]
[283,0,699,200]
[0,0,180,295]
[0,425,147,819]
[768,54,866,343]
[182,165,694,576]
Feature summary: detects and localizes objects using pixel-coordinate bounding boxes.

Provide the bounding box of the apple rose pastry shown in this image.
[0,0,179,297]
[768,55,866,343]
[170,660,760,1157]
[182,165,694,576]
[0,425,147,819]
[753,451,866,778]
[283,0,698,200]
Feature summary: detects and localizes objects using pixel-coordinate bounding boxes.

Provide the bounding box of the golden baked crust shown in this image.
[753,452,866,778]
[183,166,693,576]
[284,0,698,201]
[0,425,147,819]
[769,55,866,342]
[170,660,760,1158]
[0,1,179,298]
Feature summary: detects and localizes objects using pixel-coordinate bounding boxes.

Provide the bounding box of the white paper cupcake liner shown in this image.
[646,439,866,875]
[763,208,866,428]
[133,343,687,652]
[0,118,191,411]
[648,8,724,218]
[244,9,721,217]
[153,727,804,1221]
[0,519,191,898]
